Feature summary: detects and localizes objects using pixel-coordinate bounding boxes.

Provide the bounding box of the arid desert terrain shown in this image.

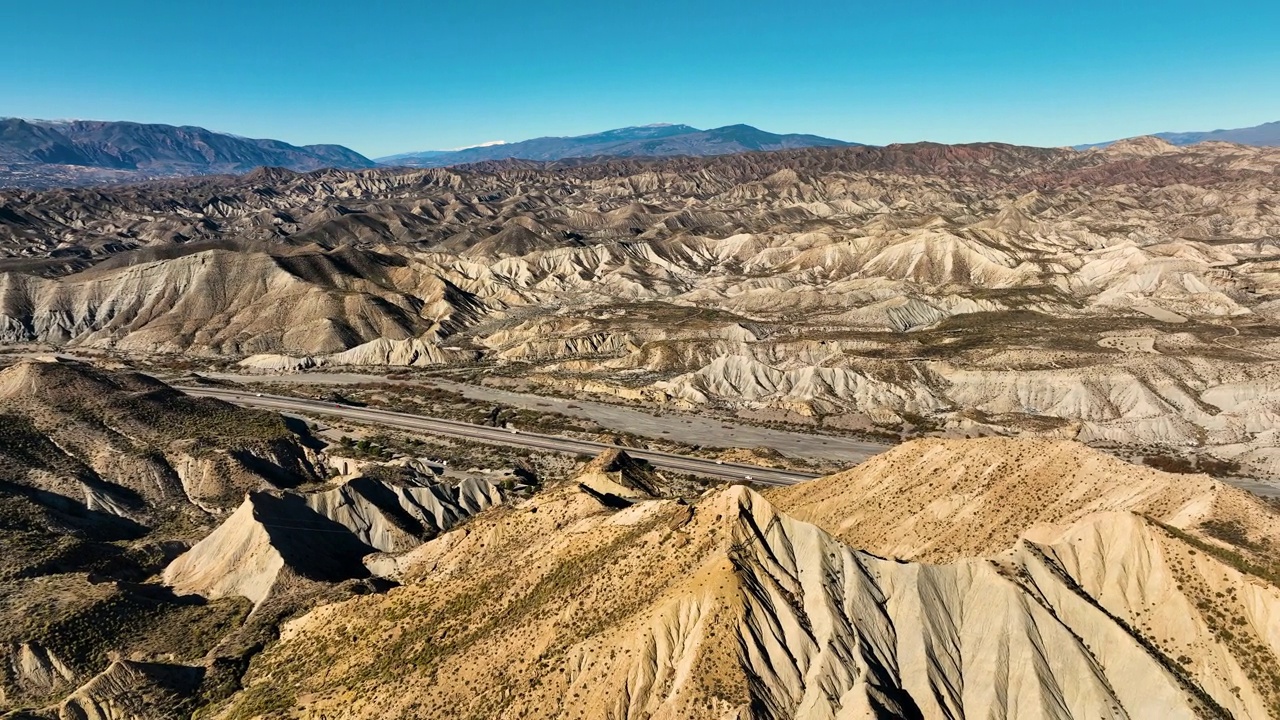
[1,137,1279,718]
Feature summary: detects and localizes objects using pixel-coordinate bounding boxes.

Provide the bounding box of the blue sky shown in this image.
[4,0,1279,157]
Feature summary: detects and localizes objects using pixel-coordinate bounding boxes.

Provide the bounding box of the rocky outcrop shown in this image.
[656,354,946,421]
[0,249,485,355]
[304,475,504,553]
[722,490,1273,718]
[162,495,298,605]
[163,476,504,604]
[55,659,202,720]
[575,449,668,501]
[0,642,76,707]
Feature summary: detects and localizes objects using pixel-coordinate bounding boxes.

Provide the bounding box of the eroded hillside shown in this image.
[0,359,514,717]
[213,438,1280,720]
[1,140,1277,477]
[4,360,1279,718]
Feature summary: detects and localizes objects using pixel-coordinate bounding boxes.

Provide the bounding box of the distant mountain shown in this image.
[1076,120,1280,150]
[378,123,858,167]
[0,118,375,188]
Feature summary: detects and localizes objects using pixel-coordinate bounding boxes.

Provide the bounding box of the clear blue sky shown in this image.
[4,0,1279,157]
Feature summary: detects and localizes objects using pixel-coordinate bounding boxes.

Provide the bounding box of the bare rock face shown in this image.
[161,495,302,606]
[214,438,1280,719]
[163,475,504,604]
[0,247,480,355]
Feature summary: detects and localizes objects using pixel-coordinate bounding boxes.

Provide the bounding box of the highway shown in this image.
[194,371,886,464]
[178,386,823,486]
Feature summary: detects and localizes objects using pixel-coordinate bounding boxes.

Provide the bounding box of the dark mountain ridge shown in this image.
[378,122,857,167]
[0,118,375,189]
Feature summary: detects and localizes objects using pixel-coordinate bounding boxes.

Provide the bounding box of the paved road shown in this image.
[194,371,889,464]
[178,387,821,486]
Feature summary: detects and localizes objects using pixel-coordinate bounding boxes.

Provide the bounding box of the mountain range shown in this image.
[0,118,376,188]
[5,116,1280,190]
[375,123,859,167]
[1076,118,1280,149]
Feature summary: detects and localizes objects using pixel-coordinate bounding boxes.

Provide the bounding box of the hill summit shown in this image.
[217,438,1280,719]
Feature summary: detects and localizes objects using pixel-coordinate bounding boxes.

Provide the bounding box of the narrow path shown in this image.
[1210,324,1279,360]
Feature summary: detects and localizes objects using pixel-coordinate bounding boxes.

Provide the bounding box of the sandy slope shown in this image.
[768,436,1263,561]
[213,438,1280,719]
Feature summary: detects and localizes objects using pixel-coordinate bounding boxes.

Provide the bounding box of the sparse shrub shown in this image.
[1142,454,1197,474]
[1200,519,1262,552]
